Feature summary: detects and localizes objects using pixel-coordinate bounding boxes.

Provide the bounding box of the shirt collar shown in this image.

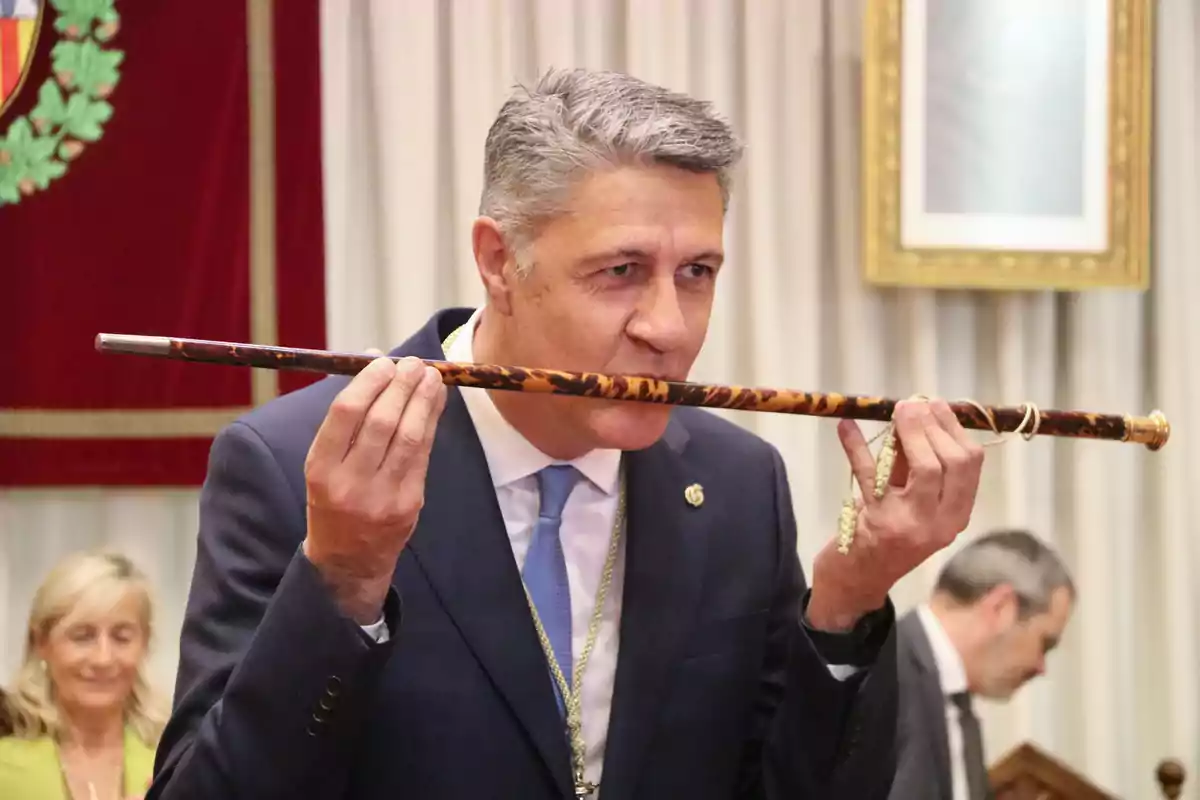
[446,307,622,495]
[916,603,969,697]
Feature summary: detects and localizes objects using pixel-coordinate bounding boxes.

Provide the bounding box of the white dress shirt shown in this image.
[916,604,972,800]
[447,307,624,789]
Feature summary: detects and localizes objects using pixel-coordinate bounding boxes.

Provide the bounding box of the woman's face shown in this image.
[36,590,147,719]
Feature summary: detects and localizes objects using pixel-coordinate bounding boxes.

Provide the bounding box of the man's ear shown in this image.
[981,584,1021,628]
[472,217,516,315]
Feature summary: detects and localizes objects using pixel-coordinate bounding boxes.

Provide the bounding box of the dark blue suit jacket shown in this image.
[148,308,899,800]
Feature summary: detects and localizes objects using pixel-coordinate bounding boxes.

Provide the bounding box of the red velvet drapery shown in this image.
[0,0,326,486]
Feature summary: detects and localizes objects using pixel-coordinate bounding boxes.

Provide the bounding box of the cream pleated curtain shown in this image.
[2,1,1198,797]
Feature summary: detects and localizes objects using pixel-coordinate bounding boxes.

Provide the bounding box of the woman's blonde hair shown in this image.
[1,550,166,745]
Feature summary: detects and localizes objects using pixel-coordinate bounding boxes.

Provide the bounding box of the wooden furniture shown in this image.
[1157,759,1186,799]
[989,742,1187,799]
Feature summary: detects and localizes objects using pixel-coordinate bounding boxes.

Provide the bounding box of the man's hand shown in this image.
[807,398,984,632]
[302,355,448,624]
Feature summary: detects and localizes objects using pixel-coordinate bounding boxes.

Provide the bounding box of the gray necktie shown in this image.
[950,691,990,800]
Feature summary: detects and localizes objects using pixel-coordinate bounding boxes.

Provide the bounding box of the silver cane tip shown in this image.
[95,333,173,356]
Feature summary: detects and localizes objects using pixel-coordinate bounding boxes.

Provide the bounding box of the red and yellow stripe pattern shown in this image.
[0,16,36,107]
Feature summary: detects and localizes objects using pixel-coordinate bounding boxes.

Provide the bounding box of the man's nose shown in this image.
[628,275,689,353]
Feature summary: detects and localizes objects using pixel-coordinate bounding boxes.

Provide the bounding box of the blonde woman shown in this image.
[0,551,166,800]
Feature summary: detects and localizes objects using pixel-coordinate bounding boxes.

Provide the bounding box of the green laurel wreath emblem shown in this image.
[0,0,122,206]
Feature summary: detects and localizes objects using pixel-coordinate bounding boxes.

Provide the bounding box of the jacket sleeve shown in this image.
[147,421,400,800]
[753,446,900,800]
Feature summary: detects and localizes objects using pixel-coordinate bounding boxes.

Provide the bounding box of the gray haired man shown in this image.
[889,529,1076,800]
[149,68,988,800]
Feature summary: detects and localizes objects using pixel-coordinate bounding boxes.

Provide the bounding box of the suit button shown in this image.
[308,676,342,736]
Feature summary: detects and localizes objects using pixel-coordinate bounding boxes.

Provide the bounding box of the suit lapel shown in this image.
[402,317,574,797]
[901,614,954,800]
[123,726,154,796]
[599,420,708,798]
[22,737,68,800]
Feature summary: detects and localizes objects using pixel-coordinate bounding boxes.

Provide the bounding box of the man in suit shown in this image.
[889,529,1076,800]
[147,67,986,800]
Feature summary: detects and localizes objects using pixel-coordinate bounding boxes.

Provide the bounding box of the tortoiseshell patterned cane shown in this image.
[94,334,1170,451]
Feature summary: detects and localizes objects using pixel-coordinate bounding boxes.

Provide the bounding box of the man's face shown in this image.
[971,585,1074,700]
[495,163,725,452]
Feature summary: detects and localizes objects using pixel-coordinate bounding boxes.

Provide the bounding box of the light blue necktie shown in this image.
[523,464,581,716]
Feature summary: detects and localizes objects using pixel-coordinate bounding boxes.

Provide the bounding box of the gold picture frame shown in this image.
[861,0,1154,291]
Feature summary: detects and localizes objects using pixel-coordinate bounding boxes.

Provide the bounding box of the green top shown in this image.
[0,726,155,799]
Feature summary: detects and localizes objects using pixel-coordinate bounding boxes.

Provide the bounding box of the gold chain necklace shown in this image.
[525,476,623,798]
[442,320,622,798]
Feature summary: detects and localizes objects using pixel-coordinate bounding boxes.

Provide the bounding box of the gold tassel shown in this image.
[837,498,858,554]
[837,420,898,554]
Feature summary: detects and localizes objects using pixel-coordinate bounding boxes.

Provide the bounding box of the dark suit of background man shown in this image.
[889,529,1076,800]
[146,67,988,800]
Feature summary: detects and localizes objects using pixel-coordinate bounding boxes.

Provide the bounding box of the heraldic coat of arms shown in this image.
[0,0,122,205]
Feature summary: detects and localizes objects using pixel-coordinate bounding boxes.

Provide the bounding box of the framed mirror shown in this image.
[861,0,1153,290]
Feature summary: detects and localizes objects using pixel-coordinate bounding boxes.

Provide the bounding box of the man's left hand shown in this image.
[807,397,984,632]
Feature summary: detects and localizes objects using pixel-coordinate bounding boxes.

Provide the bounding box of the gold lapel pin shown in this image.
[684,483,704,508]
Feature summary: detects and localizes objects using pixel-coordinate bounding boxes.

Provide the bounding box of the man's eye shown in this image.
[608,264,633,277]
[681,264,714,278]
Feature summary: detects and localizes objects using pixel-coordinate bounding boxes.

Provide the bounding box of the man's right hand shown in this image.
[302,355,448,624]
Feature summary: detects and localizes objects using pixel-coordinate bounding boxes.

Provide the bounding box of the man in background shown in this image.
[889,529,1075,800]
